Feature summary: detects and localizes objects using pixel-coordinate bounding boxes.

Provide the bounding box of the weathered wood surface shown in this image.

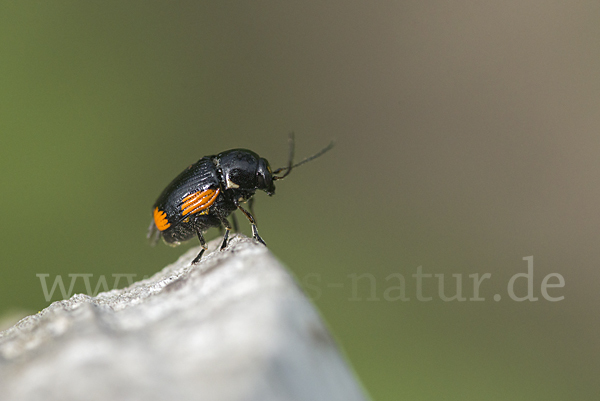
[0,235,369,401]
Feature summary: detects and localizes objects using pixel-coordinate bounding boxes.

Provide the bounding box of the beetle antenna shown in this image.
[273,132,296,180]
[273,133,334,180]
[288,140,334,169]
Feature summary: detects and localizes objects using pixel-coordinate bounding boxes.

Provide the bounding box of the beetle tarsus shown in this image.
[192,231,208,264]
[191,249,205,264]
[220,229,230,251]
[252,225,267,246]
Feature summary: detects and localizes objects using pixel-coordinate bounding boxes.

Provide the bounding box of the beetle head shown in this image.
[218,149,275,195]
[256,157,276,195]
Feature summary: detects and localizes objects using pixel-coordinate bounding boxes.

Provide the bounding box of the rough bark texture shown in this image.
[0,235,368,401]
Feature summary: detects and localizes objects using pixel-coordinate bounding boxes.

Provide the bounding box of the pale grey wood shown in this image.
[0,234,369,401]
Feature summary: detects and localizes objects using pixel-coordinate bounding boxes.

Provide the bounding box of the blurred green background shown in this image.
[1,1,599,399]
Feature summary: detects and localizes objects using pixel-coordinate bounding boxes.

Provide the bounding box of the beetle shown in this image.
[147,133,333,264]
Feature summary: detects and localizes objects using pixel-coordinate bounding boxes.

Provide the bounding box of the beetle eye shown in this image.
[257,158,275,195]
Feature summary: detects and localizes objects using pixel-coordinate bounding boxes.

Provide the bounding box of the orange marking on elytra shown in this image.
[153,207,171,231]
[181,188,220,216]
[181,191,211,209]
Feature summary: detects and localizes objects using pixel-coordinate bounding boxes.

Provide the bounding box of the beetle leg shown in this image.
[192,231,208,264]
[235,201,266,246]
[218,216,232,251]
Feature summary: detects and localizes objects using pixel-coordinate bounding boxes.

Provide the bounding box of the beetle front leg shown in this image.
[192,230,208,264]
[235,200,266,246]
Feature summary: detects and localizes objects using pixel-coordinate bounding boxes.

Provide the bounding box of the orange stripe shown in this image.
[181,188,219,215]
[181,188,220,216]
[153,207,171,231]
[181,191,211,209]
[181,191,207,211]
[182,194,213,215]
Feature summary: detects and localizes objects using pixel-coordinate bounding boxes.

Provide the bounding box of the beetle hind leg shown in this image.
[191,231,208,264]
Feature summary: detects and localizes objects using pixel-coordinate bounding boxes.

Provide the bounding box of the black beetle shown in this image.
[148,134,333,264]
